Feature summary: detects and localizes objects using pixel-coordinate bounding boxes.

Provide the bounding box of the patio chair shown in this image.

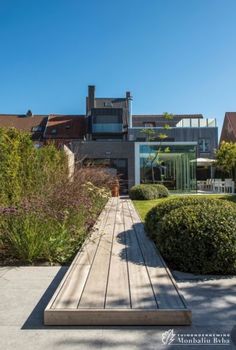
[224,179,235,193]
[205,179,213,191]
[213,179,223,193]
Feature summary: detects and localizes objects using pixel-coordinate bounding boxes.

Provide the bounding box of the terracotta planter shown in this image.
[112,179,120,197]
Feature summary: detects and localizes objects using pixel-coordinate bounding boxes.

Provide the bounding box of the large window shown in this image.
[137,143,197,192]
[91,108,123,134]
[93,115,122,124]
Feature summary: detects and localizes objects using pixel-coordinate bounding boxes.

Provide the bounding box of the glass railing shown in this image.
[176,118,216,128]
[92,123,123,133]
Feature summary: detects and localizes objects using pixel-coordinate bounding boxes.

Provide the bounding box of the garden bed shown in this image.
[0,128,112,266]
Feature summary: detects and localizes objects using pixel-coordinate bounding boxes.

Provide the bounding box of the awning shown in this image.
[190,158,216,166]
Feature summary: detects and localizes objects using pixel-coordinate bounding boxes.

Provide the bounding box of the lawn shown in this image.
[133,194,236,221]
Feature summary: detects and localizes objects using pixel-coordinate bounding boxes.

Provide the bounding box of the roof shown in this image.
[220,112,236,143]
[132,114,204,127]
[44,115,86,139]
[0,114,47,140]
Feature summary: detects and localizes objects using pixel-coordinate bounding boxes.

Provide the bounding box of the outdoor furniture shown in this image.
[205,179,213,191]
[212,179,224,193]
[197,178,236,193]
[198,178,235,193]
[197,180,206,191]
[224,179,235,193]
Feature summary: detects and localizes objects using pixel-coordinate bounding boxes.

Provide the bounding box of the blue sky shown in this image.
[0,0,236,131]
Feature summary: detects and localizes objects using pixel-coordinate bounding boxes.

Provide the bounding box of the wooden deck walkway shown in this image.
[44,198,191,325]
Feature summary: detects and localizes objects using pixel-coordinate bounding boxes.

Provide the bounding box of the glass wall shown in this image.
[139,144,197,192]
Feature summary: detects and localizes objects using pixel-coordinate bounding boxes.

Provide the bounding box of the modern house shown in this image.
[220,112,236,143]
[0,85,218,193]
[71,86,218,192]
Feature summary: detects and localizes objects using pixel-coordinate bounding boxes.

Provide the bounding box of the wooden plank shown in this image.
[127,199,186,309]
[105,199,131,308]
[52,265,90,309]
[72,198,113,266]
[122,200,158,310]
[49,198,114,309]
[78,198,118,308]
[44,197,192,326]
[44,309,192,326]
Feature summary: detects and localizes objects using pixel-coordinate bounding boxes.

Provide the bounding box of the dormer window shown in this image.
[32,126,43,132]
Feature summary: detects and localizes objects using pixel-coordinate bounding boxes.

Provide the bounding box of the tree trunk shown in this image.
[151,165,155,183]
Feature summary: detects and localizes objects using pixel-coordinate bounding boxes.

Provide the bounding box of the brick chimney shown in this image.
[88,85,95,112]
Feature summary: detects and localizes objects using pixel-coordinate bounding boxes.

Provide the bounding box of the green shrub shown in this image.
[0,211,84,264]
[0,128,67,205]
[145,197,217,238]
[129,185,155,200]
[145,198,236,274]
[151,184,169,198]
[0,127,111,265]
[0,186,109,264]
[129,184,169,200]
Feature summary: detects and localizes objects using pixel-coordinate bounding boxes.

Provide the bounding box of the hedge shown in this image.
[0,128,67,205]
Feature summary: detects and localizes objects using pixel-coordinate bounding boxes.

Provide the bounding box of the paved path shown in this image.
[45,197,190,326]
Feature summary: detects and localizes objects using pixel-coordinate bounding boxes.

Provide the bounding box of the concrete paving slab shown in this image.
[0,266,235,349]
[174,271,236,327]
[0,266,12,278]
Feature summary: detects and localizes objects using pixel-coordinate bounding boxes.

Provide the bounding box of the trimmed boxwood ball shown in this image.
[152,184,169,198]
[145,198,236,274]
[129,184,169,200]
[145,197,218,238]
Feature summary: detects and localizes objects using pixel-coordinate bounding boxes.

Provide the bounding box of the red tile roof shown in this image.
[220,112,236,143]
[44,115,86,139]
[0,114,47,140]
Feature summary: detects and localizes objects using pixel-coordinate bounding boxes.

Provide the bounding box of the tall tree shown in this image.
[216,141,236,179]
[141,113,173,183]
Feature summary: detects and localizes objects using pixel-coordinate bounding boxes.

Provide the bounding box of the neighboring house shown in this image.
[0,85,219,192]
[220,112,236,143]
[44,114,86,146]
[0,112,47,141]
